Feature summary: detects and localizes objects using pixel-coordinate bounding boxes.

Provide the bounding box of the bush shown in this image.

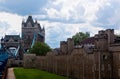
[30,42,51,56]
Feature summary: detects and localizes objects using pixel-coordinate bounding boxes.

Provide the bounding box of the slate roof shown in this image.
[4,35,20,41]
[23,16,43,30]
[26,15,34,27]
[79,37,95,45]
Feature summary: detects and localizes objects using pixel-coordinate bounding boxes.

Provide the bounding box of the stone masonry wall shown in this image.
[23,48,96,79]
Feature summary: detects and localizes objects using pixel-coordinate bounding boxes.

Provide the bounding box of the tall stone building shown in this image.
[21,15,45,51]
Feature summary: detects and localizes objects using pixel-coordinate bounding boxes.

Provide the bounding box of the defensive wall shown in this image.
[23,29,120,79]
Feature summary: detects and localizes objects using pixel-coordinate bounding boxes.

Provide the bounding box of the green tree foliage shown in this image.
[72,32,90,45]
[30,42,51,56]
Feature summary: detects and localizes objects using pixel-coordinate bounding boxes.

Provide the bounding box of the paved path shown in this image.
[7,68,16,79]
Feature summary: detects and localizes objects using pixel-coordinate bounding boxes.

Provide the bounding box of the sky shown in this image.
[0,0,120,48]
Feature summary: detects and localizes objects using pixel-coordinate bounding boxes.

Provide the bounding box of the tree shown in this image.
[72,32,90,45]
[30,42,51,56]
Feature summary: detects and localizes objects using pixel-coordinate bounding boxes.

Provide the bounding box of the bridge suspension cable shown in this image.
[31,33,36,48]
[15,45,20,57]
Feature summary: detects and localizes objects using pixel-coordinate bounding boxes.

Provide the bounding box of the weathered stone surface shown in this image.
[23,29,120,79]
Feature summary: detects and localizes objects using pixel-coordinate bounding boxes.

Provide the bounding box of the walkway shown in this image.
[7,68,16,79]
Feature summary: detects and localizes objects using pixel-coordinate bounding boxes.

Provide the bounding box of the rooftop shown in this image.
[79,37,95,45]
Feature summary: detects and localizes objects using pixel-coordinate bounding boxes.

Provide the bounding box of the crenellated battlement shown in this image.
[94,29,115,51]
[60,41,67,45]
[59,38,74,55]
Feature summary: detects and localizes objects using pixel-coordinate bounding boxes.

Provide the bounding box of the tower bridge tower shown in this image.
[21,15,45,52]
[0,15,45,59]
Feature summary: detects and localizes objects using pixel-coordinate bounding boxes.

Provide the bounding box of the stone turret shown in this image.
[105,29,115,46]
[60,41,68,54]
[60,38,74,55]
[95,29,115,51]
[94,30,108,51]
[22,19,25,27]
[67,38,74,53]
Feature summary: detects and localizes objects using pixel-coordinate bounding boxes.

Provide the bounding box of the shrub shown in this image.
[30,42,51,56]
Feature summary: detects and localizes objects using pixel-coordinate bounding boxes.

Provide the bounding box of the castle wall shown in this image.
[108,44,120,79]
[23,54,36,68]
[100,52,112,79]
[23,29,120,79]
[94,29,113,79]
[98,39,108,51]
[109,45,120,79]
[109,45,120,52]
[113,52,120,79]
[23,48,97,79]
[105,29,115,45]
[23,50,114,79]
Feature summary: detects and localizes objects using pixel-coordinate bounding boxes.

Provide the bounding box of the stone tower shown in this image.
[94,29,112,79]
[21,15,45,52]
[67,38,74,53]
[60,41,68,54]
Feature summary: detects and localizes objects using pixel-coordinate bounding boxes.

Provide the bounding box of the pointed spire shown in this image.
[35,19,37,23]
[1,37,4,41]
[26,15,34,27]
[27,15,33,22]
[22,18,25,24]
[43,25,45,31]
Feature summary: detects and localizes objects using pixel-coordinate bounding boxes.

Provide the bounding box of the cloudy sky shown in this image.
[0,0,120,48]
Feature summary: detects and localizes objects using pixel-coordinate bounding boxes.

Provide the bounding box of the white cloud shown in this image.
[0,12,23,37]
[44,0,85,21]
[0,11,104,48]
[40,0,111,48]
[0,0,120,48]
[44,0,110,23]
[40,20,104,48]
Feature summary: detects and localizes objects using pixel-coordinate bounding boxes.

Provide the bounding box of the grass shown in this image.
[14,68,70,79]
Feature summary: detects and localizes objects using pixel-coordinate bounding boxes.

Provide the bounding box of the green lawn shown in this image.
[14,68,70,79]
